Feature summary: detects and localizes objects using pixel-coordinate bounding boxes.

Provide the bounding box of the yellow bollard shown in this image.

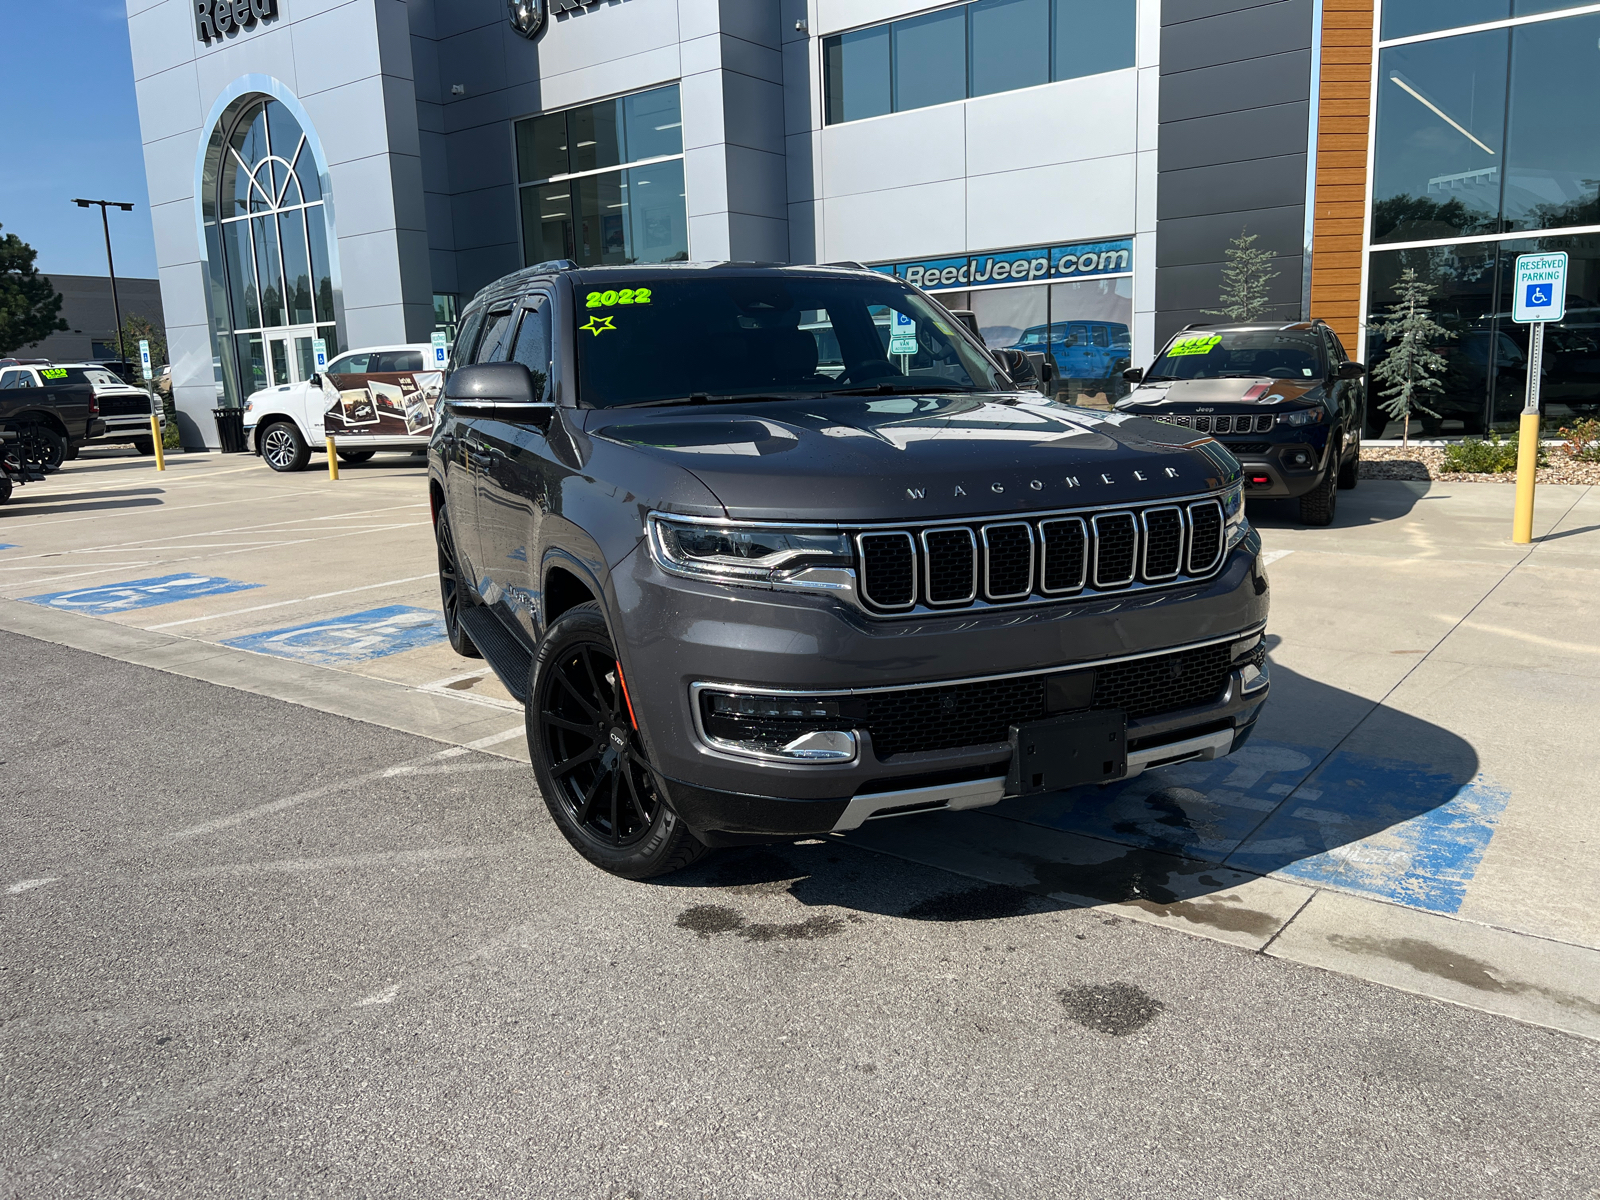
[149,412,165,471]
[327,433,340,481]
[1512,412,1540,544]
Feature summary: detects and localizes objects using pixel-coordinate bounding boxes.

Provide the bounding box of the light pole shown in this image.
[73,199,135,364]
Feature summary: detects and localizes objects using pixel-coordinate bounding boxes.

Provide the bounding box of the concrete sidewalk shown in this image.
[2,449,1596,1037]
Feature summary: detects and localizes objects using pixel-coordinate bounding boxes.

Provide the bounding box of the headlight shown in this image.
[649,516,855,593]
[1278,407,1325,427]
[1223,482,1249,551]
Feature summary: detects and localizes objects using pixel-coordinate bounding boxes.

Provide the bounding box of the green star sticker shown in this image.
[581,316,616,337]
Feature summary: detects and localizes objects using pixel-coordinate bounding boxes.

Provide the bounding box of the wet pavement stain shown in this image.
[1058,982,1165,1036]
[1128,896,1281,938]
[674,904,845,944]
[1328,935,1600,1017]
[900,884,1035,922]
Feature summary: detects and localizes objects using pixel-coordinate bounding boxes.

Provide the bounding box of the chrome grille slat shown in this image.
[849,497,1232,614]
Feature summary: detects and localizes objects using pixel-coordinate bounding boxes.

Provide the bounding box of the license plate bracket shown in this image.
[1006,710,1127,796]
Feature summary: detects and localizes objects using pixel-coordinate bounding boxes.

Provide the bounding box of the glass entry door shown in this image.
[265,327,322,388]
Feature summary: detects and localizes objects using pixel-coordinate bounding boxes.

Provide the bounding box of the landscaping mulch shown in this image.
[1360,445,1600,486]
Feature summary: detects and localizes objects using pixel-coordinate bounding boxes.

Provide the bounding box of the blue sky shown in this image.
[0,3,158,279]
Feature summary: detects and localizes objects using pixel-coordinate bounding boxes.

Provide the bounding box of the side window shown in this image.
[328,353,370,375]
[475,310,516,363]
[392,351,424,372]
[449,310,487,372]
[0,371,17,389]
[509,299,553,399]
[17,370,39,388]
[1091,326,1110,348]
[1324,329,1347,365]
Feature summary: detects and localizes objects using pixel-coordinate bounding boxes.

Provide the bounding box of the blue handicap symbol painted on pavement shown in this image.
[0,544,17,552]
[1226,750,1509,914]
[223,605,446,665]
[1003,737,1508,915]
[1526,283,1552,308]
[24,573,261,615]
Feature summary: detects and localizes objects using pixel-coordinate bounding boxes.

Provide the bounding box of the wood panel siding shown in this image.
[1310,0,1375,351]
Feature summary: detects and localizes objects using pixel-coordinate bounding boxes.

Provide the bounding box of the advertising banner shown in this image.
[874,238,1134,293]
[320,368,444,440]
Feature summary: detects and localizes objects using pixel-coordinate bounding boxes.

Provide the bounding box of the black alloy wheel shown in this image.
[435,507,480,659]
[529,602,709,879]
[1298,452,1340,527]
[34,427,65,473]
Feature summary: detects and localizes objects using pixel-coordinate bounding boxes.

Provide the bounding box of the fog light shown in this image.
[1292,452,1310,466]
[708,693,838,721]
[698,688,857,763]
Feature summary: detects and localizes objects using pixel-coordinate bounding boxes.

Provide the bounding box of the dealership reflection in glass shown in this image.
[516,85,688,268]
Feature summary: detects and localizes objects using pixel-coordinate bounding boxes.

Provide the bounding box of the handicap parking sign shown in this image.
[1513,252,1567,322]
[224,605,446,665]
[24,573,261,615]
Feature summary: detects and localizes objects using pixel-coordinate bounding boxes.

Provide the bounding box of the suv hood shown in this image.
[1120,377,1325,409]
[587,393,1240,522]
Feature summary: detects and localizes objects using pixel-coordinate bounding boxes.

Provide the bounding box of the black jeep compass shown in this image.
[429,262,1270,878]
[1117,321,1368,526]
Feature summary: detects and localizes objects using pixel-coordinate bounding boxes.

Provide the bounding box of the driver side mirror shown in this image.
[1122,367,1144,384]
[995,348,1037,388]
[444,362,542,408]
[1338,360,1367,381]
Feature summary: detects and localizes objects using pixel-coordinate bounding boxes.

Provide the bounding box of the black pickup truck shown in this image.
[431,262,1270,879]
[0,364,106,468]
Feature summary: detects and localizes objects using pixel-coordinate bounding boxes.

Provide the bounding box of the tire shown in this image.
[436,507,482,659]
[0,474,11,505]
[259,422,310,472]
[529,602,711,880]
[337,449,376,464]
[35,427,65,473]
[63,440,79,461]
[133,437,155,456]
[1298,463,1339,527]
[1337,431,1360,490]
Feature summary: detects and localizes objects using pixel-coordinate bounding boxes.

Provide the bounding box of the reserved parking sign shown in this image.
[1513,252,1567,323]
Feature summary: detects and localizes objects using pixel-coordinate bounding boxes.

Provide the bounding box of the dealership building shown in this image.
[125,0,1600,446]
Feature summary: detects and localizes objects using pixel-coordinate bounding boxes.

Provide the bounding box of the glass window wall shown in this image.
[514,85,688,268]
[823,0,1135,125]
[1381,0,1508,41]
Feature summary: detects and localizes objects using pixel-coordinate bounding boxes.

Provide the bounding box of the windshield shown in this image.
[571,274,1003,407]
[1147,331,1324,382]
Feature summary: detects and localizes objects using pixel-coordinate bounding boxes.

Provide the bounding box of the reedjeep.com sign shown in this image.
[874,239,1133,292]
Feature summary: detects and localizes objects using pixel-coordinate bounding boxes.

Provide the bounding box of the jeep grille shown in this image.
[853,498,1227,614]
[1162,413,1276,435]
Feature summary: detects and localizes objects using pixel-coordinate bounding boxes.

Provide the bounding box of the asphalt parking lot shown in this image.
[2,447,1598,1194]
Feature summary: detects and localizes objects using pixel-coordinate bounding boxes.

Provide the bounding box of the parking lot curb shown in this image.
[0,597,529,761]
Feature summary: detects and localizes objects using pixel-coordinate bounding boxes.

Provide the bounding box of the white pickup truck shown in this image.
[243,343,443,471]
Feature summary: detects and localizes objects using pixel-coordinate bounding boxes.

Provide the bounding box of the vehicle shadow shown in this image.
[1,490,165,518]
[1248,477,1431,530]
[656,652,1489,923]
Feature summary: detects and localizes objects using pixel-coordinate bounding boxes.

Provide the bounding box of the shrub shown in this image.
[1441,434,1543,474]
[1557,417,1600,462]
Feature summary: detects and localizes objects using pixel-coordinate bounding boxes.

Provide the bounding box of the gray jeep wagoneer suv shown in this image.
[430,262,1271,878]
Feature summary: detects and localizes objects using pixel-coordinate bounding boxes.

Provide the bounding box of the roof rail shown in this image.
[1180,323,1215,332]
[824,260,869,270]
[527,259,578,273]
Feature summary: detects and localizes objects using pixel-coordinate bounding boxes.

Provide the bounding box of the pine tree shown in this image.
[1203,228,1280,322]
[0,223,67,355]
[1368,268,1454,448]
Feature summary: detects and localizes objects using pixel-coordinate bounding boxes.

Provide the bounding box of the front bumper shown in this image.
[614,536,1271,842]
[1225,438,1329,499]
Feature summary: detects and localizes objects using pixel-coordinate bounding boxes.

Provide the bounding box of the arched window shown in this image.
[202,94,340,403]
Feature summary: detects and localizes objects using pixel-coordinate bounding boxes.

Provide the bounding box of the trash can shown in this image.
[213,407,247,454]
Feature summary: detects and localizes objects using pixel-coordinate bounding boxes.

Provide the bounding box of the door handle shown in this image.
[468,449,495,469]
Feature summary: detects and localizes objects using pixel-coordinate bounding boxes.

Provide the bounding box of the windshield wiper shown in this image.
[610,392,823,409]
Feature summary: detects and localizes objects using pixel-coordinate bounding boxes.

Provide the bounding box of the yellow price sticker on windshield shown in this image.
[1167,335,1221,357]
[41,368,68,380]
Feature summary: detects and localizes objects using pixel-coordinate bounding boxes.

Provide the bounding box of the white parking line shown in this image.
[145,575,436,629]
[6,877,58,894]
